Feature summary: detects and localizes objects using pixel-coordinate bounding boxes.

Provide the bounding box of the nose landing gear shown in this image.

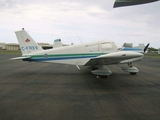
[121,62,139,75]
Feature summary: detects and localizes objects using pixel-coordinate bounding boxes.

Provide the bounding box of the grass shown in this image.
[144,53,160,58]
[0,50,21,54]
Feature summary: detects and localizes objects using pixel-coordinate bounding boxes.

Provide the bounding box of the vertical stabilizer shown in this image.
[15,28,43,55]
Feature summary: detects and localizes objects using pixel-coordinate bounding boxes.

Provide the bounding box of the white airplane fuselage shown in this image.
[22,40,118,65]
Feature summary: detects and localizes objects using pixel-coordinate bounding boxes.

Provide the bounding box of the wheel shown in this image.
[99,75,108,78]
[130,72,137,75]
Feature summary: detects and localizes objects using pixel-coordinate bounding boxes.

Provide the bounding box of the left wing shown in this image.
[85,51,143,66]
[10,56,31,60]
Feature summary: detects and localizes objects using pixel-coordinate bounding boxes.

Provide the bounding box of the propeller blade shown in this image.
[144,43,150,53]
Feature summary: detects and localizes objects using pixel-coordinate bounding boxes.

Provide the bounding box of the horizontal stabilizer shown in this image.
[10,56,30,60]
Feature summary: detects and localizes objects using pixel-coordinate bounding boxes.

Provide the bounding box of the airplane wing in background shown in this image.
[114,0,159,8]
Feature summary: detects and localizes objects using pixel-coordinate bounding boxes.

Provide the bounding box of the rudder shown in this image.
[15,28,43,55]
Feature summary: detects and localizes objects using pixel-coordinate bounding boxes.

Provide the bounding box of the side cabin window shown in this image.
[86,44,99,52]
[101,43,113,51]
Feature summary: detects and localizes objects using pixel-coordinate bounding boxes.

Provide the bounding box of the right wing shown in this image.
[85,51,143,66]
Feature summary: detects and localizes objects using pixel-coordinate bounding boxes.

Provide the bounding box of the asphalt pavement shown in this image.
[0,54,160,120]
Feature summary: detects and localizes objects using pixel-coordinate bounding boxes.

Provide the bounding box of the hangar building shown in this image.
[5,43,20,50]
[0,43,53,50]
[0,43,5,50]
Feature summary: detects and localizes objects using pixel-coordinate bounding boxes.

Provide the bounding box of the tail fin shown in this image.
[15,28,43,55]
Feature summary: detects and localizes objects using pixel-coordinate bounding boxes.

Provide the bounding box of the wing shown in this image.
[85,51,143,66]
[114,0,159,8]
[10,56,31,60]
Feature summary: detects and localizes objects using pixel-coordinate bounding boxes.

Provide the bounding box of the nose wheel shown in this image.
[121,62,139,75]
[130,72,137,75]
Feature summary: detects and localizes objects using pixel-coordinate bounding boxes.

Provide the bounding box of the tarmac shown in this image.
[0,54,160,120]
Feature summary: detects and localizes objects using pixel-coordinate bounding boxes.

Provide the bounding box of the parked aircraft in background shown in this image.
[10,29,149,77]
[114,0,159,8]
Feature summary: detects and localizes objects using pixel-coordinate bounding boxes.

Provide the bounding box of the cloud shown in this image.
[0,0,160,48]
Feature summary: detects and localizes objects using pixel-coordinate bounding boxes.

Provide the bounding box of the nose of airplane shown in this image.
[120,51,144,60]
[97,51,143,60]
[126,51,143,58]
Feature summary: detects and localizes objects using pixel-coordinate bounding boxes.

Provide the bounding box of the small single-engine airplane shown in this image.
[10,28,149,77]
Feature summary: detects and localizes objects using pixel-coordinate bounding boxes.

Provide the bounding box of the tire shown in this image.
[130,72,137,75]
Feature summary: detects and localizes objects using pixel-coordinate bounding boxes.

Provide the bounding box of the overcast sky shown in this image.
[0,0,160,48]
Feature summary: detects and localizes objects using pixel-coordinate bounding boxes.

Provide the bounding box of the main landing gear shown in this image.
[90,62,139,79]
[91,65,112,78]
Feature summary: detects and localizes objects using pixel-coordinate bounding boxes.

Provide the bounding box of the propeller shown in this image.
[144,43,150,53]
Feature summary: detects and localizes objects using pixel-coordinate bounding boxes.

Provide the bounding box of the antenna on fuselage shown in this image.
[75,33,83,43]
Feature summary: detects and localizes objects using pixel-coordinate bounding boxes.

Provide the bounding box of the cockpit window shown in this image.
[87,44,99,52]
[101,43,113,51]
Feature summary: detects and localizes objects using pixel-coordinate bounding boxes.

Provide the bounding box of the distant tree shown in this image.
[148,47,158,52]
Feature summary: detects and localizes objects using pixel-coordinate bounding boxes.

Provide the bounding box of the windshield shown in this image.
[114,42,123,50]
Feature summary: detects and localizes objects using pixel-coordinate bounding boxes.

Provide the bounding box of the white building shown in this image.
[5,43,20,50]
[158,48,160,54]
[123,43,133,48]
[135,44,145,49]
[0,43,5,50]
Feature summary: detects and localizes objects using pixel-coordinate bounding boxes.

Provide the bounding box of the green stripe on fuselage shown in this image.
[27,53,107,58]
